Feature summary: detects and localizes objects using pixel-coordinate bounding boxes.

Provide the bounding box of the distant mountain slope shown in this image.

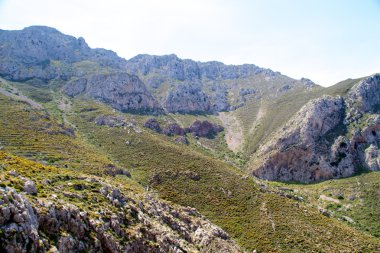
[0,26,315,115]
[125,54,315,113]
[0,26,126,82]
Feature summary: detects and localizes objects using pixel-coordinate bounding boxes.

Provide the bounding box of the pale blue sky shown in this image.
[0,0,379,86]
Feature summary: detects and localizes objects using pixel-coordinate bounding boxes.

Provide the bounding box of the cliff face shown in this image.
[164,83,211,113]
[0,26,316,114]
[125,54,316,113]
[251,74,380,183]
[0,26,126,82]
[64,73,162,113]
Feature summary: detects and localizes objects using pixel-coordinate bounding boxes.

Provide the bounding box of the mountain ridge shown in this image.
[0,26,316,115]
[0,25,380,252]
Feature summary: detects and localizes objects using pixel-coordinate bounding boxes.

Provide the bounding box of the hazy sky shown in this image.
[0,0,379,86]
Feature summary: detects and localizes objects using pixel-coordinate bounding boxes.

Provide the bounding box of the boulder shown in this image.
[24,180,37,195]
[365,144,379,171]
[143,118,161,133]
[94,115,125,127]
[162,123,184,136]
[188,120,223,138]
[175,136,189,145]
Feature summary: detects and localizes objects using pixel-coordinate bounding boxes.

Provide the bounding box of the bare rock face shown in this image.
[164,83,212,113]
[0,187,40,252]
[365,144,379,171]
[252,96,347,182]
[251,74,380,183]
[65,73,162,113]
[0,26,126,82]
[345,74,380,124]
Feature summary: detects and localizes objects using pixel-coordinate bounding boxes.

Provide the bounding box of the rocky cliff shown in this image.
[0,26,316,115]
[0,26,126,83]
[251,74,380,182]
[64,73,162,113]
[125,54,316,113]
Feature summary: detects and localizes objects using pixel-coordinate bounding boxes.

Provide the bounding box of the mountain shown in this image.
[250,74,380,182]
[0,26,126,82]
[0,26,315,115]
[125,54,315,113]
[0,25,380,252]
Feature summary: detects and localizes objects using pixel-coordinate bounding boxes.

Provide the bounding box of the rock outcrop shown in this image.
[0,166,242,253]
[64,73,162,113]
[144,118,162,133]
[95,115,126,127]
[0,26,126,83]
[251,74,380,182]
[187,120,223,138]
[0,186,242,253]
[252,96,345,182]
[345,74,380,124]
[164,83,212,113]
[162,123,185,136]
[125,54,316,113]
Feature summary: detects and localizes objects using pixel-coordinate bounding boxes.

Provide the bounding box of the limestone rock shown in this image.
[0,184,242,253]
[144,118,161,133]
[24,179,37,195]
[164,83,212,113]
[251,75,380,183]
[252,96,346,182]
[345,74,380,124]
[187,120,223,138]
[94,115,126,127]
[0,26,126,82]
[65,73,162,113]
[0,187,40,252]
[365,144,379,171]
[175,136,189,145]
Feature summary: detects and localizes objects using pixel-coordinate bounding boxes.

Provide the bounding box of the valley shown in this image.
[0,26,379,252]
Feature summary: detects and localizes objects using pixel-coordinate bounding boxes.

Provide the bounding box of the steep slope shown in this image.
[0,26,126,82]
[0,26,163,114]
[267,170,380,238]
[250,74,380,182]
[125,54,315,113]
[1,25,380,252]
[0,26,317,116]
[65,97,380,252]
[64,73,162,113]
[0,151,242,252]
[1,79,379,251]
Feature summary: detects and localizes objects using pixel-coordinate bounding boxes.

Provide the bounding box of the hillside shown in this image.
[0,26,380,252]
[0,79,378,252]
[250,74,380,182]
